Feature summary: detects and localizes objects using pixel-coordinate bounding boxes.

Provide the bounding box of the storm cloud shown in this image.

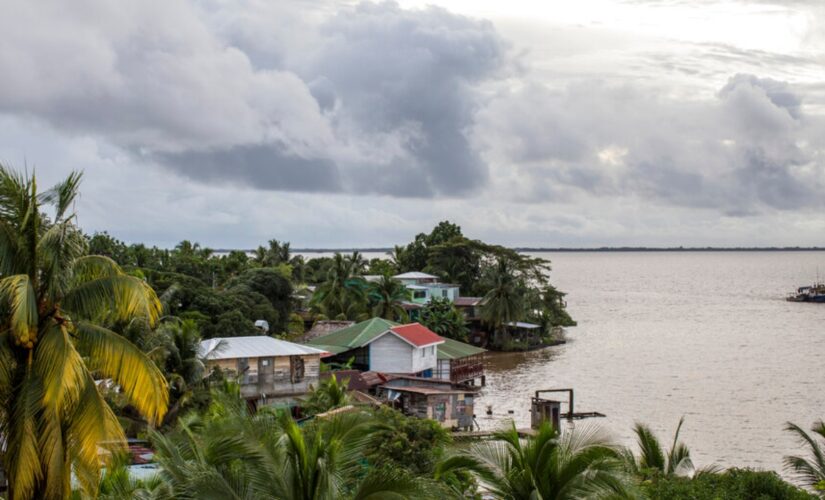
[0,0,507,197]
[0,0,824,248]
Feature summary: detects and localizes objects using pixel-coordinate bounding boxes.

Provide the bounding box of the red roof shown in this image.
[389,323,444,347]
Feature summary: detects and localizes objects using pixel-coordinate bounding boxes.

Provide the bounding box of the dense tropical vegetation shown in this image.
[0,165,821,500]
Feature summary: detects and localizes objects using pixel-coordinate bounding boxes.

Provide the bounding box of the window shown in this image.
[442,289,448,298]
[290,356,305,383]
[421,348,425,357]
[414,290,427,299]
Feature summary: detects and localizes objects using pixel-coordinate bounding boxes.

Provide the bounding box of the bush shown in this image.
[642,468,815,500]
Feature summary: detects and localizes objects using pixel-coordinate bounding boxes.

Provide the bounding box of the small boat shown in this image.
[787,284,825,302]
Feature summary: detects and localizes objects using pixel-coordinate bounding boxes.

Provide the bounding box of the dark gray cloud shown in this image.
[157,144,342,192]
[0,0,507,198]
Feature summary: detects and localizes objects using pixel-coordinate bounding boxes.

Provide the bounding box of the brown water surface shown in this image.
[475,251,825,474]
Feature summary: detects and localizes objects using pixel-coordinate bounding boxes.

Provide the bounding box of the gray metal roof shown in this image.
[505,321,541,329]
[200,336,328,360]
[393,271,438,279]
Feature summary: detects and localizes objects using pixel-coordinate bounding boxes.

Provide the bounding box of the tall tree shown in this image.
[420,297,469,342]
[310,253,368,320]
[481,258,525,345]
[369,274,410,321]
[0,166,168,499]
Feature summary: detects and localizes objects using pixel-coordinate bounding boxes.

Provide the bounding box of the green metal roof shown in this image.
[309,344,351,355]
[307,317,399,350]
[436,337,486,360]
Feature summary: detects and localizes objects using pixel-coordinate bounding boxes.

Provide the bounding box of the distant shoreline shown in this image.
[213,247,825,254]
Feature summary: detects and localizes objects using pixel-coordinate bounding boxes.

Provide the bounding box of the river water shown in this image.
[475,251,825,474]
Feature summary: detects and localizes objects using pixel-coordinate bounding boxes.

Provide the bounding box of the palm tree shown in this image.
[0,166,168,499]
[304,375,350,416]
[310,253,367,320]
[625,417,697,478]
[784,421,825,493]
[369,274,410,321]
[152,392,433,498]
[481,258,524,346]
[156,318,206,426]
[466,422,633,499]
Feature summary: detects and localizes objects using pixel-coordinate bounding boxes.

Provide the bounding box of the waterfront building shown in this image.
[200,336,327,407]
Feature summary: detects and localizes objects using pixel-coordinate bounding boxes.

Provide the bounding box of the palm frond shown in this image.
[0,220,22,276]
[40,170,82,221]
[0,274,37,343]
[74,321,168,425]
[63,273,162,326]
[352,466,436,499]
[784,421,825,488]
[33,322,86,413]
[632,422,666,472]
[67,373,127,498]
[4,372,44,500]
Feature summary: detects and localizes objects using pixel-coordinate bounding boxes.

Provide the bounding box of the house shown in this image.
[200,336,327,405]
[393,271,460,304]
[307,318,443,376]
[378,376,477,430]
[505,321,543,347]
[435,337,486,385]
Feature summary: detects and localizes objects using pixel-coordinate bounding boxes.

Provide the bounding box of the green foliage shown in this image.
[151,392,438,499]
[420,297,469,342]
[304,375,350,416]
[465,422,634,499]
[0,166,168,499]
[641,468,816,499]
[368,274,410,322]
[784,421,825,494]
[366,406,451,475]
[310,253,369,320]
[626,418,697,479]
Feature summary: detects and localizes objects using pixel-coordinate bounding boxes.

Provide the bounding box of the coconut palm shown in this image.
[311,253,368,320]
[0,166,168,499]
[784,421,825,493]
[369,274,410,321]
[466,422,633,499]
[152,392,433,499]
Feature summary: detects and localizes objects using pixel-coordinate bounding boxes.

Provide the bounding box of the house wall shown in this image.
[411,343,437,374]
[370,334,414,373]
[435,359,451,380]
[206,354,321,400]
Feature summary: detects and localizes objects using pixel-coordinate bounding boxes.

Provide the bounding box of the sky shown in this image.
[1,0,824,249]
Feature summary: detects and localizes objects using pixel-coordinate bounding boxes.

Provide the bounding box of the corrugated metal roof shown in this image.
[454,297,483,307]
[505,321,541,329]
[388,323,444,347]
[200,336,328,360]
[437,337,486,360]
[307,317,399,349]
[393,271,438,279]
